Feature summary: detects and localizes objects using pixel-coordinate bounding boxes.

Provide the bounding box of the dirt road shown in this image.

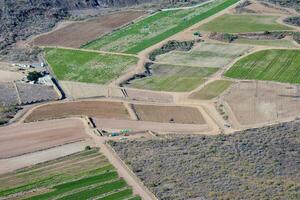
[84,126,157,200]
[93,118,210,133]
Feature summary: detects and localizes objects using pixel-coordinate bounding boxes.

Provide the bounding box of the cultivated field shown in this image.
[128,64,218,92]
[224,49,300,84]
[199,14,293,33]
[190,80,232,100]
[156,42,251,68]
[0,82,59,106]
[0,148,140,200]
[111,120,300,199]
[24,101,130,122]
[45,48,138,84]
[0,118,88,158]
[31,11,145,48]
[16,83,59,104]
[220,81,300,126]
[82,0,240,53]
[133,104,206,124]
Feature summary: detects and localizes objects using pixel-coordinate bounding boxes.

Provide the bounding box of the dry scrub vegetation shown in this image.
[111,120,300,200]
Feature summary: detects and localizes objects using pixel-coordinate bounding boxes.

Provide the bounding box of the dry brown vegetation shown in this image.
[133,104,205,124]
[25,101,129,122]
[111,120,300,200]
[31,11,145,48]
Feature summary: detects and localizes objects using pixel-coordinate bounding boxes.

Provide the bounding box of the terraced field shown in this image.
[224,49,300,84]
[155,42,251,68]
[199,14,293,33]
[0,148,140,200]
[45,48,138,84]
[128,64,218,92]
[82,0,240,54]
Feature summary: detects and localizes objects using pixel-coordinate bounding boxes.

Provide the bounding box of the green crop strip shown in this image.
[125,0,240,54]
[224,49,300,84]
[82,0,240,54]
[27,171,118,200]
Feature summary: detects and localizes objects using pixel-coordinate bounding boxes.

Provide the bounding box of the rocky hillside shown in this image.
[0,0,207,62]
[0,0,147,51]
[260,0,300,11]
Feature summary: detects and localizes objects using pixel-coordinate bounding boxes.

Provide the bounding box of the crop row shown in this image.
[225,49,300,84]
[82,0,240,54]
[1,149,140,200]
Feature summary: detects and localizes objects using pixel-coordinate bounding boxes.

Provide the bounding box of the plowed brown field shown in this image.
[31,11,145,48]
[24,101,130,122]
[0,118,88,158]
[133,104,206,124]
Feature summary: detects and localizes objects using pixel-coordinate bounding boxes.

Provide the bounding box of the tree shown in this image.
[27,71,43,82]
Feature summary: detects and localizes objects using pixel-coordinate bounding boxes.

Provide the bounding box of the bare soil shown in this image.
[0,140,91,174]
[0,118,88,158]
[133,104,206,124]
[30,11,145,48]
[24,100,130,122]
[220,81,300,127]
[0,70,24,82]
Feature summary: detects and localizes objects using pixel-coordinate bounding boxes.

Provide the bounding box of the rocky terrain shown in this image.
[111,120,300,200]
[0,0,208,62]
[260,0,300,11]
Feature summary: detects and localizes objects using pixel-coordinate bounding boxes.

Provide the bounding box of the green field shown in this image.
[82,0,240,54]
[235,38,298,48]
[190,80,232,100]
[156,42,251,68]
[0,148,140,200]
[45,48,138,84]
[225,49,300,84]
[199,14,293,33]
[128,64,218,92]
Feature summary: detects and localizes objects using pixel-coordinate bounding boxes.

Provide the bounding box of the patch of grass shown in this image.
[156,42,251,68]
[199,14,293,33]
[235,38,298,48]
[128,64,218,92]
[44,48,138,84]
[82,0,240,54]
[190,80,232,100]
[224,49,300,84]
